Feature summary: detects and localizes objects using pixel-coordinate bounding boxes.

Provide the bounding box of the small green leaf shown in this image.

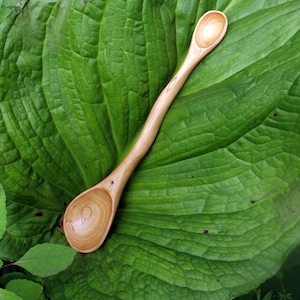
[15,243,76,277]
[0,288,23,300]
[6,279,43,300]
[0,184,6,239]
[263,291,273,300]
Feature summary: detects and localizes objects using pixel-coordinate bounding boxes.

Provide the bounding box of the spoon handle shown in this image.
[102,39,206,201]
[119,47,203,173]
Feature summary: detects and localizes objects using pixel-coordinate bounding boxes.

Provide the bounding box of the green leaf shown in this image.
[14,243,76,277]
[0,271,35,288]
[0,288,23,300]
[0,0,69,260]
[1,0,300,299]
[0,185,6,239]
[6,279,44,300]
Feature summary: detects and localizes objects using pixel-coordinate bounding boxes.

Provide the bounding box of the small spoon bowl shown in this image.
[63,188,112,253]
[195,11,227,48]
[63,10,228,253]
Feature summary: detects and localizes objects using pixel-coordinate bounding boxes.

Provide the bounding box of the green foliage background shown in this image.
[0,0,300,298]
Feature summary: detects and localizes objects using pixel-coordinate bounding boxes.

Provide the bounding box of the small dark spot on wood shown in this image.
[203,229,209,234]
[35,211,43,217]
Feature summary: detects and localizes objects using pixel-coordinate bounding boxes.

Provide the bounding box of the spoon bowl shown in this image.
[63,10,228,253]
[194,11,227,48]
[63,188,113,253]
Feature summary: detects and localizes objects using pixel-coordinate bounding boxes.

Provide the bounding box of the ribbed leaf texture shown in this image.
[0,0,299,298]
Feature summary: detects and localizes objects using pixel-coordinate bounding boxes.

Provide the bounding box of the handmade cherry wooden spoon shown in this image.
[63,10,228,253]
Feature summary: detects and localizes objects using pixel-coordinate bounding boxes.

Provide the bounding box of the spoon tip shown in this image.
[194,10,228,49]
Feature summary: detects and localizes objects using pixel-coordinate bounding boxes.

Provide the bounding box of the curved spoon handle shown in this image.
[101,10,228,205]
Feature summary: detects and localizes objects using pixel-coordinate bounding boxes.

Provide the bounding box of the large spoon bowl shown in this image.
[63,10,228,253]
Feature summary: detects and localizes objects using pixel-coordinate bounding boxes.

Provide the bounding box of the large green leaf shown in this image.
[0,0,300,298]
[0,184,6,239]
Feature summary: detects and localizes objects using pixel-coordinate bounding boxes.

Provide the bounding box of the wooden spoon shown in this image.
[63,10,228,253]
